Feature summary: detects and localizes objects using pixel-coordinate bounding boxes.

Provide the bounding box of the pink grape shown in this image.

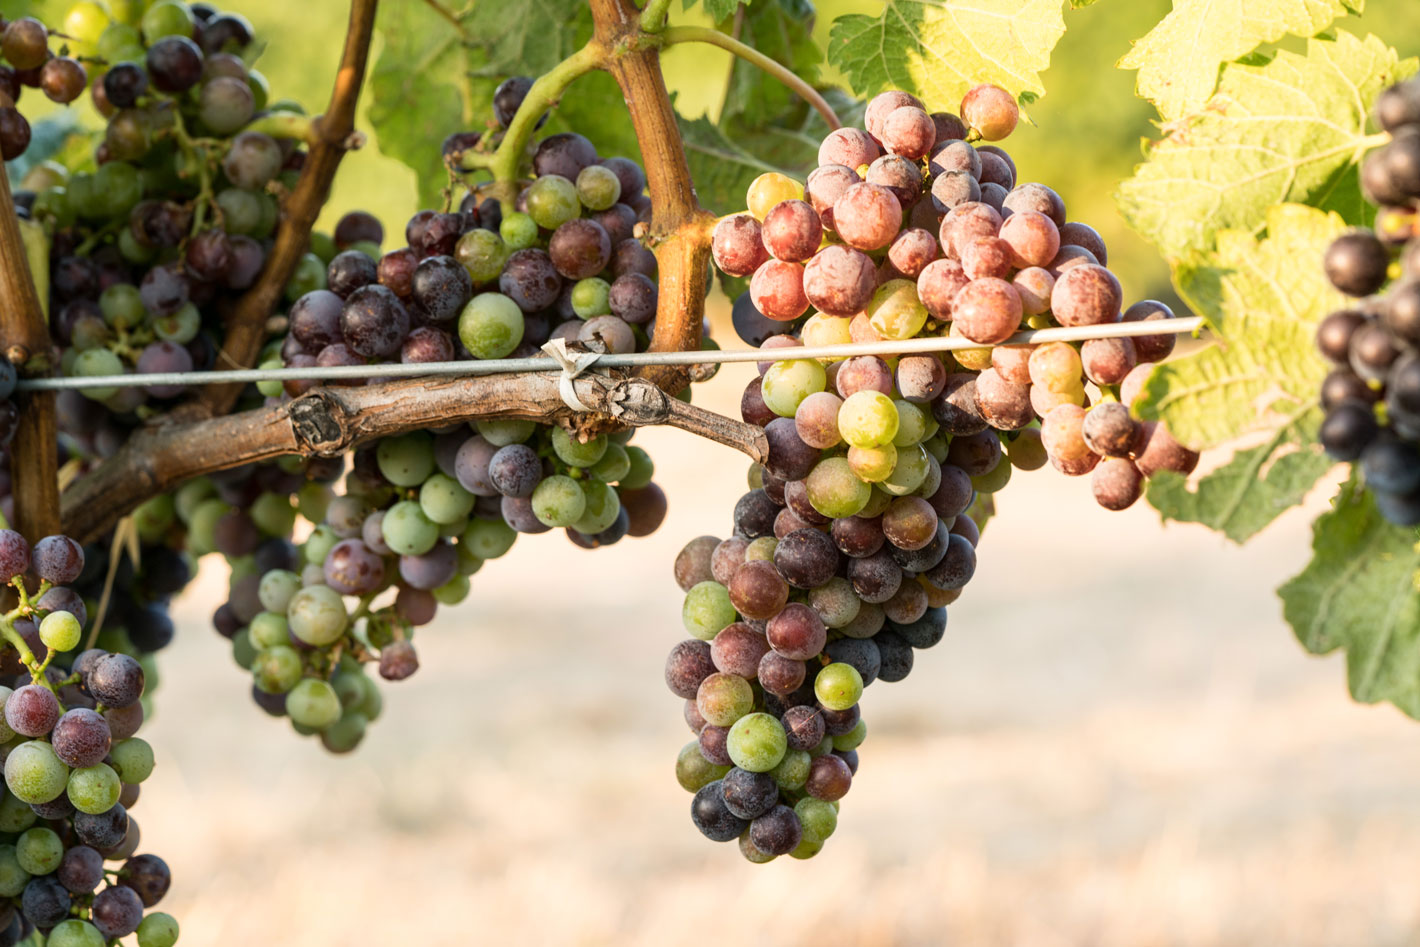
[832,183,902,251]
[864,90,925,140]
[818,127,880,169]
[1052,264,1123,327]
[960,84,1019,140]
[1011,266,1055,315]
[951,278,1022,344]
[960,237,1015,280]
[917,258,969,320]
[999,210,1061,268]
[802,245,876,315]
[712,214,770,276]
[1092,457,1144,510]
[804,164,859,232]
[887,228,939,278]
[762,200,822,262]
[1058,221,1108,265]
[1081,337,1137,385]
[749,259,810,321]
[881,106,936,159]
[1122,299,1178,363]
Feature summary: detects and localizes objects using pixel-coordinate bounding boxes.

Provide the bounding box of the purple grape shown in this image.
[548,218,612,280]
[37,586,86,628]
[0,529,28,582]
[51,708,111,768]
[5,684,59,737]
[119,853,170,907]
[57,845,104,894]
[86,653,144,708]
[91,884,143,938]
[400,326,455,364]
[340,284,410,358]
[146,36,203,93]
[31,535,82,585]
[398,539,458,590]
[488,444,542,497]
[412,255,473,324]
[499,249,563,313]
[139,264,188,318]
[323,539,385,595]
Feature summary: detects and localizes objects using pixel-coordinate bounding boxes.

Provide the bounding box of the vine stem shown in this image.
[639,0,673,32]
[659,26,840,130]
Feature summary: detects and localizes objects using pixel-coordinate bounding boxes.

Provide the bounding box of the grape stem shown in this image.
[639,0,674,33]
[658,26,840,131]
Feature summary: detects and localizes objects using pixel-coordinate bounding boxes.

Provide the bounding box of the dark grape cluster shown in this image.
[0,531,176,947]
[1317,76,1420,525]
[716,83,1197,517]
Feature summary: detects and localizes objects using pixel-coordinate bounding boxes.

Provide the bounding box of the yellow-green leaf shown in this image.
[1117,31,1414,261]
[1118,0,1363,122]
[827,0,1066,112]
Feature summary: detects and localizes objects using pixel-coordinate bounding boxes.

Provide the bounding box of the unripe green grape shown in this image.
[696,672,754,727]
[746,172,803,220]
[63,1,109,56]
[809,577,861,629]
[727,712,788,772]
[571,277,611,319]
[286,678,342,730]
[134,492,174,539]
[620,446,654,490]
[0,846,27,897]
[302,524,338,565]
[879,443,930,496]
[50,920,106,947]
[249,611,290,650]
[431,572,469,605]
[971,457,1012,494]
[744,536,777,562]
[838,390,899,448]
[419,473,475,525]
[15,827,62,875]
[676,741,729,792]
[200,75,256,135]
[356,675,383,721]
[848,444,897,482]
[814,662,863,711]
[790,838,824,859]
[5,741,68,804]
[682,580,735,640]
[382,500,439,556]
[94,160,144,219]
[457,547,484,576]
[110,738,155,783]
[458,293,525,360]
[231,629,257,671]
[217,187,263,235]
[97,22,141,60]
[833,717,867,752]
[141,0,192,40]
[250,491,297,536]
[252,358,284,397]
[761,359,827,417]
[247,69,270,111]
[475,418,535,446]
[770,748,812,790]
[801,312,852,350]
[0,688,15,743]
[287,585,348,647]
[551,428,607,468]
[296,482,334,524]
[137,913,180,947]
[499,211,539,251]
[73,348,124,401]
[572,480,621,534]
[530,475,586,528]
[590,442,630,483]
[66,763,121,815]
[320,711,368,753]
[259,567,303,616]
[33,187,76,229]
[187,498,231,556]
[461,518,516,559]
[575,164,622,210]
[455,228,507,285]
[376,432,436,487]
[525,174,581,230]
[285,252,328,302]
[891,400,929,447]
[36,614,80,659]
[867,278,927,340]
[806,457,871,518]
[794,797,838,843]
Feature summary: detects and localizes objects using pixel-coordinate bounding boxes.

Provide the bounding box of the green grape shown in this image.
[67,764,121,815]
[455,229,508,285]
[530,475,586,528]
[309,231,337,263]
[321,711,368,753]
[355,675,383,721]
[461,517,516,559]
[525,175,581,229]
[137,913,180,947]
[746,172,804,220]
[794,797,838,844]
[891,400,929,447]
[286,678,342,730]
[141,0,193,40]
[620,446,654,490]
[760,359,827,418]
[458,293,525,360]
[49,920,105,947]
[259,568,302,613]
[287,585,348,646]
[790,838,824,859]
[247,68,271,110]
[297,482,334,524]
[744,536,777,562]
[571,277,611,319]
[173,478,215,524]
[838,391,900,448]
[676,741,730,792]
[15,827,62,875]
[433,573,470,606]
[806,457,871,518]
[551,428,607,468]
[814,662,863,711]
[0,845,27,897]
[971,457,1011,494]
[809,577,861,629]
[770,749,812,791]
[150,301,200,345]
[833,717,867,752]
[419,473,475,525]
[252,644,302,693]
[285,252,327,301]
[63,1,109,56]
[33,187,76,228]
[499,211,539,251]
[186,498,231,557]
[117,224,155,263]
[590,443,630,483]
[681,580,735,640]
[801,313,852,350]
[475,418,535,446]
[457,547,484,576]
[38,611,80,652]
[696,673,754,727]
[376,432,435,487]
[727,712,788,772]
[848,444,895,482]
[572,480,621,534]
[0,689,14,743]
[110,738,153,783]
[216,188,263,235]
[231,628,257,671]
[73,348,124,401]
[250,491,297,536]
[97,22,141,60]
[94,160,143,219]
[302,524,338,566]
[867,278,928,340]
[0,790,34,833]
[382,500,439,556]
[5,741,68,804]
[99,286,145,333]
[880,443,930,496]
[575,164,622,210]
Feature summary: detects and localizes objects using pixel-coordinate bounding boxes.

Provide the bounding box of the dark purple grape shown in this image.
[782,705,824,752]
[499,249,563,313]
[323,539,384,595]
[548,218,612,281]
[185,228,231,281]
[733,489,780,540]
[691,780,748,842]
[139,263,189,318]
[611,239,657,281]
[493,76,546,128]
[2,104,33,158]
[749,805,802,856]
[51,708,111,768]
[806,753,852,800]
[487,444,541,497]
[874,629,914,681]
[398,540,458,590]
[86,653,145,708]
[533,132,598,180]
[119,853,170,907]
[772,528,838,589]
[721,768,778,820]
[0,530,29,582]
[763,418,818,482]
[411,255,473,324]
[20,876,71,929]
[327,250,378,298]
[923,533,977,591]
[379,639,419,681]
[90,884,143,938]
[334,211,383,250]
[378,248,419,297]
[147,36,204,93]
[74,804,128,850]
[666,640,715,699]
[699,724,732,765]
[341,284,410,358]
[400,326,454,364]
[608,273,657,324]
[103,62,148,109]
[31,535,82,585]
[57,846,104,895]
[847,549,902,604]
[289,290,344,349]
[1325,231,1391,297]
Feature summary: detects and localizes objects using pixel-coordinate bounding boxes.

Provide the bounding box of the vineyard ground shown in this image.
[124,310,1420,946]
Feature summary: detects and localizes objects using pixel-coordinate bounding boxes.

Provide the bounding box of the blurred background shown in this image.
[44,0,1420,944]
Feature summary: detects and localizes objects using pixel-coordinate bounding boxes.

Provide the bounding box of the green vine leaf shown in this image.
[826,0,1066,112]
[719,0,822,131]
[683,0,743,22]
[1118,0,1363,123]
[678,112,805,215]
[1116,31,1415,262]
[1145,406,1334,543]
[1140,203,1349,449]
[1279,476,1420,719]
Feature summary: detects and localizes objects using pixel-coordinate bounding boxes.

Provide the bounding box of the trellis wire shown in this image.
[15,316,1205,392]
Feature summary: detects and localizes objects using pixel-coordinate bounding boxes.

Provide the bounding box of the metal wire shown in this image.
[15,316,1206,392]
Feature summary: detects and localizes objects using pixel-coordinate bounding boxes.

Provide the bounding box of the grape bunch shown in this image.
[0,12,93,161]
[0,531,177,947]
[716,83,1198,514]
[1316,76,1420,525]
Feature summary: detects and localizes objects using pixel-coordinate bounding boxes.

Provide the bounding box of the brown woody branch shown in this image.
[198,0,378,417]
[61,370,767,543]
[0,114,60,542]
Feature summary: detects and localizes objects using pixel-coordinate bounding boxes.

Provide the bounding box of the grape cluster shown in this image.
[1316,76,1420,525]
[0,13,92,161]
[0,532,176,947]
[715,84,1197,516]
